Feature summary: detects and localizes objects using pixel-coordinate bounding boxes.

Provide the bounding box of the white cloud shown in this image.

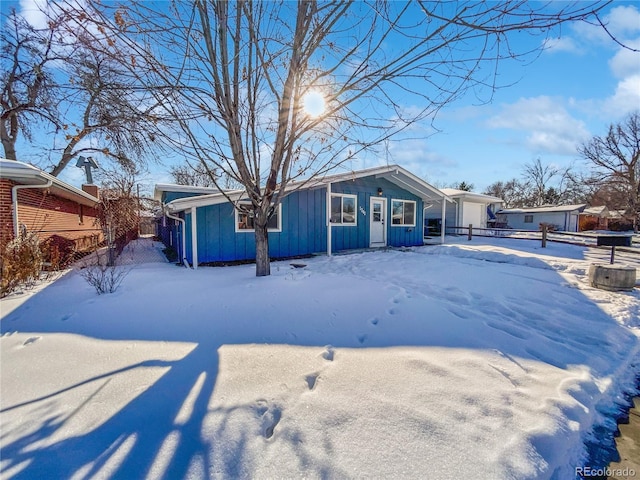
[601,74,640,118]
[571,5,640,45]
[486,97,591,155]
[608,40,640,78]
[602,5,640,39]
[544,37,582,54]
[19,0,49,29]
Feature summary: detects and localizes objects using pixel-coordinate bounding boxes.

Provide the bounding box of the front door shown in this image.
[370,197,387,247]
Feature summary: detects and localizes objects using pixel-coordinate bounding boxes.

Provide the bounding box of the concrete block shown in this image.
[589,264,636,292]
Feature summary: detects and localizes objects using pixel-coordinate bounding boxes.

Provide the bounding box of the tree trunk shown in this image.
[255,221,270,277]
[1,116,18,160]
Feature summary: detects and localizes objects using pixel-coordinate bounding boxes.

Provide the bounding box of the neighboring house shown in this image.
[154,184,222,251]
[496,204,587,232]
[0,159,102,261]
[423,189,503,236]
[579,206,609,231]
[155,164,451,267]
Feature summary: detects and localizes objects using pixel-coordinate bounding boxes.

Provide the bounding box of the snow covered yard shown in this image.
[1,238,639,480]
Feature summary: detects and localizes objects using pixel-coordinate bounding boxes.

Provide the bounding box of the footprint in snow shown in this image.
[357,334,367,345]
[370,317,379,326]
[305,373,320,391]
[61,314,72,322]
[22,336,41,346]
[322,345,334,361]
[262,406,282,439]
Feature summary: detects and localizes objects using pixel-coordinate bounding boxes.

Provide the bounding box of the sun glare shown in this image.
[302,90,326,117]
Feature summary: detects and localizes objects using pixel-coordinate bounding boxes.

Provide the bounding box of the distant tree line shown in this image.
[475,112,639,231]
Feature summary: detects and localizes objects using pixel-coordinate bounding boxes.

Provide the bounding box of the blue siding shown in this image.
[180,175,425,263]
[183,189,327,264]
[330,177,423,252]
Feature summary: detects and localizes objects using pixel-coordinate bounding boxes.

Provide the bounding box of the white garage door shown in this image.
[461,202,483,228]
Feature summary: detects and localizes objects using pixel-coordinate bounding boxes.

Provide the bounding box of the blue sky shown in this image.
[398,2,640,191]
[8,1,640,195]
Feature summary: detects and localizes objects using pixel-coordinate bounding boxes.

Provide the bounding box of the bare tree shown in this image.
[1,8,66,160]
[579,111,640,230]
[48,29,168,176]
[521,158,570,207]
[87,1,611,276]
[483,179,530,208]
[1,4,169,175]
[169,163,219,188]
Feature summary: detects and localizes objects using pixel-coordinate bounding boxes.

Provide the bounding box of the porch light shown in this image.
[377,187,383,196]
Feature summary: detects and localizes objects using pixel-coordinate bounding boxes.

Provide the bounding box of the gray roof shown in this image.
[497,204,586,214]
[440,188,503,204]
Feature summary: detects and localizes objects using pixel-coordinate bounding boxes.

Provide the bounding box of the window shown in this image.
[330,194,357,225]
[524,215,534,223]
[391,199,416,226]
[235,203,282,232]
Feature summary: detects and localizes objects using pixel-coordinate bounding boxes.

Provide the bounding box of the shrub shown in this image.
[0,233,44,298]
[80,257,130,295]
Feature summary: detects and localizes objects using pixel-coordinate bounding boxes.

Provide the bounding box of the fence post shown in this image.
[541,224,547,248]
[468,224,473,241]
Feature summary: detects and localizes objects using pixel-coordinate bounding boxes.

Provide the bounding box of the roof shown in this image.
[0,159,99,206]
[440,188,503,204]
[153,183,221,201]
[581,205,609,217]
[497,204,586,214]
[164,164,453,213]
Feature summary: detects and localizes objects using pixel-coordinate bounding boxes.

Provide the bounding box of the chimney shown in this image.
[82,184,99,199]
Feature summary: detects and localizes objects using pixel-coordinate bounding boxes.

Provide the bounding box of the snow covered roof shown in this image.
[581,205,609,217]
[440,188,503,204]
[497,204,586,214]
[163,164,453,213]
[0,159,99,206]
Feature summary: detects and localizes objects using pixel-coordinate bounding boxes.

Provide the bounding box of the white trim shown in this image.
[330,193,357,226]
[326,183,332,256]
[1,159,99,206]
[163,206,187,266]
[154,183,221,201]
[369,196,387,247]
[234,203,282,233]
[190,206,198,269]
[390,199,417,227]
[441,198,446,244]
[162,164,456,213]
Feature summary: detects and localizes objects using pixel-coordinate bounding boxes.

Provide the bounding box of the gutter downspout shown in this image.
[190,206,198,269]
[164,205,189,268]
[326,182,332,256]
[12,180,53,237]
[441,197,447,244]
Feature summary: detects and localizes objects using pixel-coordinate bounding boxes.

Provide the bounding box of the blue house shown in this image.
[154,165,451,267]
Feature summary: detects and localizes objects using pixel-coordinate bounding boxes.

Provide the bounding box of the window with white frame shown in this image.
[330,194,357,225]
[235,203,282,232]
[391,199,416,226]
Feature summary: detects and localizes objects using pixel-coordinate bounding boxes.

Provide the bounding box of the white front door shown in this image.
[370,197,387,247]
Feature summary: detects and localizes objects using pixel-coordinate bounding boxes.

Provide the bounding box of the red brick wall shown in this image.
[0,180,103,255]
[0,179,16,245]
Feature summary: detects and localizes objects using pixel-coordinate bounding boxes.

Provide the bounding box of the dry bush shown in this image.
[0,233,44,297]
[79,251,130,294]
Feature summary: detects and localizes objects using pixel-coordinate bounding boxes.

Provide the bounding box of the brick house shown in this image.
[0,159,103,263]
